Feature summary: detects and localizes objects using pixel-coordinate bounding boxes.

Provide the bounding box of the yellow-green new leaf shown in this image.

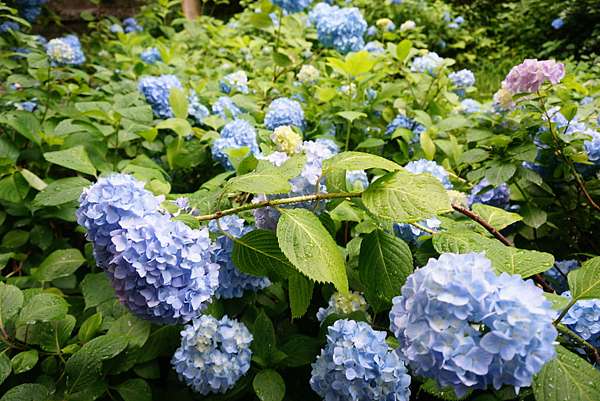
[568,256,600,300]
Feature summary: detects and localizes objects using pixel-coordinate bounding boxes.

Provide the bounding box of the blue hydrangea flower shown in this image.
[544,260,579,293]
[188,91,210,125]
[172,315,253,394]
[460,98,482,114]
[551,18,564,30]
[0,21,20,32]
[220,71,249,94]
[138,75,183,119]
[209,215,270,299]
[468,179,511,208]
[363,41,384,54]
[309,2,367,54]
[140,47,161,64]
[45,35,85,65]
[264,97,305,131]
[212,96,242,120]
[385,114,426,143]
[310,319,411,401]
[316,292,368,322]
[14,0,46,23]
[123,17,143,33]
[346,170,369,191]
[366,25,377,37]
[15,101,37,112]
[271,0,312,13]
[212,119,260,169]
[584,131,600,166]
[411,52,444,75]
[109,23,123,33]
[449,69,475,89]
[404,159,453,189]
[390,253,557,397]
[561,291,600,348]
[394,217,441,244]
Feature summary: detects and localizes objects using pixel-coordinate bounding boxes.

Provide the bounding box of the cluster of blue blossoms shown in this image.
[385,114,426,143]
[212,96,242,120]
[8,0,46,24]
[172,315,253,394]
[390,253,557,397]
[544,259,579,293]
[449,69,476,89]
[264,97,305,131]
[404,159,453,189]
[45,35,85,66]
[140,47,162,64]
[310,319,411,401]
[561,292,600,348]
[468,178,511,209]
[271,0,312,13]
[209,215,271,299]
[77,174,220,324]
[211,119,260,169]
[394,217,441,245]
[309,2,367,54]
[220,71,249,94]
[460,98,482,114]
[411,52,444,75]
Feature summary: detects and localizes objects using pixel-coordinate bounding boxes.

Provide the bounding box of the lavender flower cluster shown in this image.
[390,253,557,397]
[309,2,367,54]
[77,174,220,324]
[502,59,565,94]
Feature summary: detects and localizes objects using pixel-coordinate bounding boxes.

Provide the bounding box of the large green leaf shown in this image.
[232,229,293,279]
[288,272,314,319]
[533,345,600,401]
[0,111,42,145]
[0,383,49,401]
[253,369,286,401]
[169,88,188,119]
[277,209,348,292]
[0,283,23,324]
[33,177,91,207]
[17,293,68,325]
[34,248,85,282]
[322,151,401,173]
[252,311,277,367]
[0,353,10,386]
[11,350,38,374]
[81,272,115,309]
[363,170,452,223]
[107,313,151,348]
[359,230,413,311]
[471,204,523,231]
[44,146,96,176]
[227,169,291,194]
[568,256,600,300]
[116,379,152,401]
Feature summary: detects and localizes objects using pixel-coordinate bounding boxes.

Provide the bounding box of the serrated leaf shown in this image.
[280,335,319,367]
[277,209,348,292]
[436,116,471,132]
[18,293,68,325]
[19,315,76,353]
[533,345,600,401]
[107,313,151,348]
[471,204,522,231]
[116,379,152,401]
[33,176,91,207]
[156,118,192,138]
[363,170,452,223]
[44,146,96,176]
[81,273,115,309]
[359,230,413,311]
[323,151,401,173]
[288,272,313,319]
[521,204,547,229]
[253,369,285,401]
[11,350,38,374]
[227,169,291,194]
[0,283,24,323]
[232,229,293,280]
[485,163,516,186]
[34,248,85,282]
[0,383,49,401]
[252,311,277,367]
[420,131,436,159]
[568,256,600,300]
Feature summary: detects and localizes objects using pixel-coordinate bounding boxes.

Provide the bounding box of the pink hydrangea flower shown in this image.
[502,59,565,94]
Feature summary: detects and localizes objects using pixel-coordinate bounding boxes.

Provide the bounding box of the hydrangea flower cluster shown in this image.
[208,215,271,299]
[220,71,249,94]
[502,59,565,94]
[447,15,465,29]
[45,35,85,65]
[211,119,260,169]
[394,217,441,244]
[271,0,312,13]
[140,47,161,64]
[390,253,557,397]
[14,0,47,23]
[212,96,242,120]
[123,17,143,33]
[376,18,395,32]
[346,170,369,191]
[460,98,482,114]
[551,18,564,30]
[0,21,20,32]
[15,100,37,112]
[309,2,367,54]
[468,178,511,208]
[411,52,444,75]
[561,291,600,348]
[544,260,579,293]
[400,20,416,31]
[316,291,368,322]
[363,41,384,54]
[386,114,425,139]
[271,126,303,155]
[404,159,453,189]
[584,131,600,166]
[172,315,253,394]
[77,174,220,324]
[449,69,476,91]
[188,91,210,124]
[138,75,183,119]
[264,97,305,131]
[310,319,411,401]
[297,64,320,84]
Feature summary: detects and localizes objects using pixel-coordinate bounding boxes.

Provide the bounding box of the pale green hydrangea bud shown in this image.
[271,126,303,155]
[297,65,320,84]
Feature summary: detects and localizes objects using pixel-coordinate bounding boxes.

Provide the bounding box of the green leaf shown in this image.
[11,350,38,374]
[544,293,570,311]
[33,176,91,207]
[34,248,85,282]
[288,272,313,319]
[232,229,293,279]
[0,174,29,203]
[355,138,385,149]
[363,170,452,223]
[0,383,49,401]
[420,131,436,160]
[107,313,151,348]
[19,169,46,191]
[44,146,96,176]
[253,369,286,401]
[0,111,42,145]
[81,273,115,309]
[280,335,319,367]
[396,39,412,62]
[359,230,413,311]
[533,345,600,401]
[1,230,29,248]
[336,111,367,123]
[18,293,68,325]
[169,88,188,119]
[436,116,472,132]
[249,12,273,28]
[0,353,10,385]
[277,209,348,292]
[520,204,547,229]
[323,151,401,173]
[115,379,152,401]
[273,52,292,67]
[485,163,516,186]
[568,256,600,300]
[252,311,277,367]
[0,283,24,323]
[227,169,291,194]
[471,204,523,231]
[18,315,75,353]
[78,312,102,343]
[156,118,192,138]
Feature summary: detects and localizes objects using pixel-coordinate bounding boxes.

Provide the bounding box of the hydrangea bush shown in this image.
[1,0,600,400]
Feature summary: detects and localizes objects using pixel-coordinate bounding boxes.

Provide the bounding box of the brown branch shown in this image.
[182,0,200,20]
[452,204,555,293]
